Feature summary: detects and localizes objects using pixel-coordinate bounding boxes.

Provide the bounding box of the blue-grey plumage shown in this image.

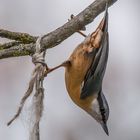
[81,4,109,99]
[98,90,109,135]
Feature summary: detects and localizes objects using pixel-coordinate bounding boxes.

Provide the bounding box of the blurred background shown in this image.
[0,0,140,140]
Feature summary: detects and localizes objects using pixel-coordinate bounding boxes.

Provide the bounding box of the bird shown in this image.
[45,5,109,135]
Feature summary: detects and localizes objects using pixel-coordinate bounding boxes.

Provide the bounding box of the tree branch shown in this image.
[0,41,23,50]
[0,0,117,60]
[0,43,34,59]
[0,29,36,43]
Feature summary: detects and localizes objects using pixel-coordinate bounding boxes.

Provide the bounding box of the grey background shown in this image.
[0,0,140,140]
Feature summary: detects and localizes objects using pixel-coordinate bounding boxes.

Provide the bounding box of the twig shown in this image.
[0,29,37,43]
[0,41,22,50]
[77,31,87,37]
[0,43,35,59]
[0,0,117,60]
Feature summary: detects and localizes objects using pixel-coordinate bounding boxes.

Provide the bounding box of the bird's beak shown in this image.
[101,122,109,136]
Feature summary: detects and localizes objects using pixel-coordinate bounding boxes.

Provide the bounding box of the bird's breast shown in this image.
[64,44,96,110]
[65,67,95,111]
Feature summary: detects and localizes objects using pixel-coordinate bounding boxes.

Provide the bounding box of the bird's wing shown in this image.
[80,6,109,99]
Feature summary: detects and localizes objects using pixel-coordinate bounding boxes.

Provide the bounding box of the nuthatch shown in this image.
[46,5,109,135]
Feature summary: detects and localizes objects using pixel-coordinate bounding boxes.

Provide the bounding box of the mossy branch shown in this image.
[0,29,36,43]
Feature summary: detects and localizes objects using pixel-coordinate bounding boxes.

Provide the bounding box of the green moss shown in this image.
[12,50,30,57]
[0,46,4,50]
